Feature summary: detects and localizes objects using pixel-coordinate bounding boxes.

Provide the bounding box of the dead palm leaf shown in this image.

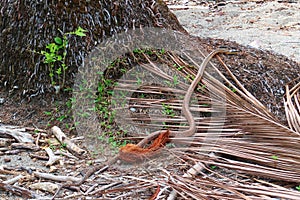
[284,78,300,133]
[112,48,300,199]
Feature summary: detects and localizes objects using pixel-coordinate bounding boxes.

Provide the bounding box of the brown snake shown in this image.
[137,48,235,146]
[53,48,235,197]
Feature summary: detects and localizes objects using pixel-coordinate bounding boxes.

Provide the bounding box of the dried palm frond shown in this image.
[111,48,300,199]
[284,78,300,133]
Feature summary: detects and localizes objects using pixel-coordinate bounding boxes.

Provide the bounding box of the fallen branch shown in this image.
[25,127,48,133]
[0,167,21,175]
[51,126,86,156]
[33,171,82,182]
[29,153,48,161]
[45,147,61,166]
[3,174,25,184]
[0,124,34,143]
[11,142,39,151]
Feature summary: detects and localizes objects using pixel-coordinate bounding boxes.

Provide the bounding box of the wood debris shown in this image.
[51,126,86,156]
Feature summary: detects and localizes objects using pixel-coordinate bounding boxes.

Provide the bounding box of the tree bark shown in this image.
[0,0,186,96]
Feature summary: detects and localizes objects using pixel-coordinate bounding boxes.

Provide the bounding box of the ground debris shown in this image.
[0,124,34,143]
[0,1,300,199]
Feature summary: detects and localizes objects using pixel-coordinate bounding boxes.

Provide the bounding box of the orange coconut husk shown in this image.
[119,130,170,163]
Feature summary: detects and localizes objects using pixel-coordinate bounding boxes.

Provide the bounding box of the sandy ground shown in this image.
[166,0,300,63]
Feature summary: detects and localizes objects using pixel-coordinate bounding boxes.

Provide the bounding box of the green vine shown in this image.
[38,27,87,92]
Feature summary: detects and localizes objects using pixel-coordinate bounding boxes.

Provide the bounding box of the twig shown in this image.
[83,183,99,195]
[62,193,83,199]
[89,182,123,195]
[0,167,21,175]
[3,174,25,184]
[25,126,48,133]
[52,128,169,198]
[51,126,86,156]
[0,182,41,199]
[157,186,172,199]
[51,161,112,199]
[5,149,22,155]
[70,136,85,142]
[54,149,79,160]
[33,171,82,182]
[45,147,61,166]
[29,153,48,160]
[11,142,39,151]
[35,131,41,146]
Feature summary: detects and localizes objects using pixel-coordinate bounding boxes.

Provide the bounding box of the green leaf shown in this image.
[40,50,47,55]
[75,31,86,37]
[231,87,237,93]
[56,115,67,122]
[61,142,67,148]
[271,155,278,160]
[44,56,55,63]
[75,26,87,37]
[54,37,63,45]
[56,68,62,75]
[56,55,62,61]
[44,111,52,116]
[46,43,56,52]
[210,165,217,170]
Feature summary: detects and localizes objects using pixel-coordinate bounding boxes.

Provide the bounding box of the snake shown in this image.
[137,48,235,147]
[53,48,235,194]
